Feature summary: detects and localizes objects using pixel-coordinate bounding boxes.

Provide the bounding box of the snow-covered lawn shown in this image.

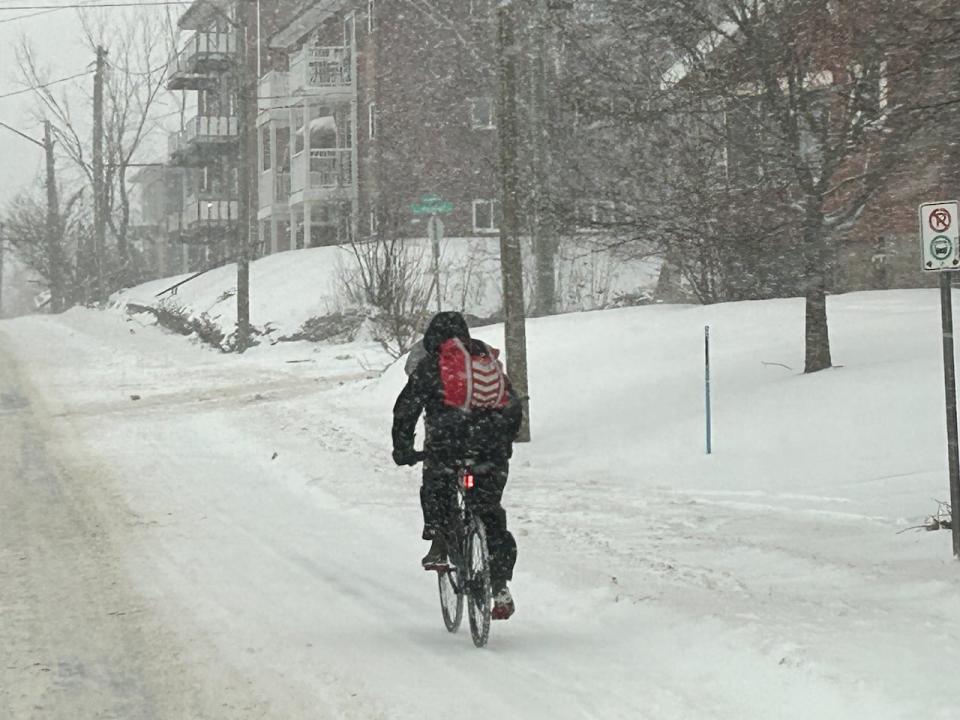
[3,288,960,718]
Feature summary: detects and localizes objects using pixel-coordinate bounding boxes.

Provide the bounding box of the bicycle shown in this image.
[414,452,494,648]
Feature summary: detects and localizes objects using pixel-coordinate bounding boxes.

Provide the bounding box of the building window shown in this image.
[470,97,495,129]
[369,206,379,236]
[575,200,616,231]
[851,59,889,124]
[368,102,377,139]
[367,0,375,32]
[472,199,499,234]
[260,127,271,171]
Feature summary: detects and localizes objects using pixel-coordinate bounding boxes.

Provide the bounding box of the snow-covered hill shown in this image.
[112,239,661,339]
[4,288,959,718]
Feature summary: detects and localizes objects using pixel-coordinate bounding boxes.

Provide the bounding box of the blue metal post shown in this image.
[705,325,712,455]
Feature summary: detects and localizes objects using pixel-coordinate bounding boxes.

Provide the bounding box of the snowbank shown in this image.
[112,238,662,339]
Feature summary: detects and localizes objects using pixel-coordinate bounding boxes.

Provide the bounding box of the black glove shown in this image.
[392,447,418,467]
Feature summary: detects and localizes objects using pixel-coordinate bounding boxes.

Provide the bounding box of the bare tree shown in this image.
[659,0,946,371]
[339,206,433,359]
[564,0,947,372]
[2,185,91,307]
[17,9,173,292]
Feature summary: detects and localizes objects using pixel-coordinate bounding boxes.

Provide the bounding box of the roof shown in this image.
[177,0,233,31]
[269,0,350,50]
[660,19,740,88]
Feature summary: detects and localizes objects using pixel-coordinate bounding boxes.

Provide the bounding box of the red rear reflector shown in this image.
[464,473,475,489]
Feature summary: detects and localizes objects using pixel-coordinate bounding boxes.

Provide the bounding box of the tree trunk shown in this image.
[533,233,557,316]
[803,207,832,374]
[117,166,132,285]
[498,0,531,442]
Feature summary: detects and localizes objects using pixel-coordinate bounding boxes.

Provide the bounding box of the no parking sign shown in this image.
[920,201,960,271]
[921,199,960,558]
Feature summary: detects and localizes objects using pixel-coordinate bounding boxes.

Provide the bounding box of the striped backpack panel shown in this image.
[438,338,509,410]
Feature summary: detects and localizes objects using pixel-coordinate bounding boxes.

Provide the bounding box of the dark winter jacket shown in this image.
[392,312,523,465]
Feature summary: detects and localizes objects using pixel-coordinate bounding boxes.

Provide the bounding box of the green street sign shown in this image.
[411,194,454,216]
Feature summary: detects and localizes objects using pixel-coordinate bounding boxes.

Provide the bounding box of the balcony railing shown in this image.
[169,115,238,163]
[181,197,238,228]
[289,46,352,94]
[258,71,289,113]
[185,114,238,142]
[258,169,291,209]
[168,31,237,88]
[291,148,353,194]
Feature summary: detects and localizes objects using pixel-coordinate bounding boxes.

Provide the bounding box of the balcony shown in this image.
[258,169,291,216]
[257,71,289,121]
[168,31,237,90]
[288,46,352,97]
[290,148,354,202]
[168,115,239,165]
[178,196,239,233]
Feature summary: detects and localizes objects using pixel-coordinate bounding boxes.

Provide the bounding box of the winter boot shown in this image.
[421,537,448,570]
[492,583,515,620]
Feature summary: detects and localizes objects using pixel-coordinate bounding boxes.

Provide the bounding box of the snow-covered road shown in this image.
[3,299,960,719]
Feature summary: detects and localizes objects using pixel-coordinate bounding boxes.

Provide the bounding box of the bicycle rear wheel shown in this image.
[438,566,463,632]
[466,519,492,648]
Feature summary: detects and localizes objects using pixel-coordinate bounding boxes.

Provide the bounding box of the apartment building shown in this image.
[152,0,512,275]
[129,165,186,278]
[257,4,358,252]
[164,0,243,273]
[255,0,501,254]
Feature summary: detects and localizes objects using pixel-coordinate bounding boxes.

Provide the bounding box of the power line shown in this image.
[0,0,126,24]
[0,119,43,147]
[0,1,186,8]
[0,70,94,101]
[0,7,61,22]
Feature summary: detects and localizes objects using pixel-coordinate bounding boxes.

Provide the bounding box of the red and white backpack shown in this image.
[438,338,509,410]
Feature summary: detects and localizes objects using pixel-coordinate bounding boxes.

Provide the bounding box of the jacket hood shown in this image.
[423,311,470,355]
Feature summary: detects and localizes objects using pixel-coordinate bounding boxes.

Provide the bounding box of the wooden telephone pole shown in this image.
[93,46,107,302]
[44,121,63,312]
[234,0,257,351]
[498,0,531,442]
[0,222,5,318]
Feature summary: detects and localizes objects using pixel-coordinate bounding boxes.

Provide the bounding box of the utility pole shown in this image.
[498,0,531,442]
[234,0,257,351]
[0,222,5,318]
[44,120,63,313]
[93,45,107,302]
[530,0,557,317]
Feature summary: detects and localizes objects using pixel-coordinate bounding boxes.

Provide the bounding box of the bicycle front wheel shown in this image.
[438,566,463,632]
[466,519,492,648]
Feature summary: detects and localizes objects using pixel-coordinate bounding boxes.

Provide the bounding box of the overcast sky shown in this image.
[0,7,90,205]
[0,3,180,207]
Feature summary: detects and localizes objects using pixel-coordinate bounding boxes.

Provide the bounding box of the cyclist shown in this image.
[392,311,522,620]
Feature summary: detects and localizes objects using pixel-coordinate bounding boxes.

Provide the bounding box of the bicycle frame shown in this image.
[419,454,494,647]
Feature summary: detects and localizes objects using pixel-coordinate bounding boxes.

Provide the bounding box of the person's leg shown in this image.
[420,461,456,566]
[470,464,517,589]
[420,460,454,540]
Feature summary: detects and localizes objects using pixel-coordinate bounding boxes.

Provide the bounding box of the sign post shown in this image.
[705,325,712,455]
[921,200,960,558]
[428,215,444,312]
[412,194,454,313]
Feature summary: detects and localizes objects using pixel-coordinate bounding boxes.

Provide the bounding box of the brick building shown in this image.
[255,0,502,254]
[660,1,960,296]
